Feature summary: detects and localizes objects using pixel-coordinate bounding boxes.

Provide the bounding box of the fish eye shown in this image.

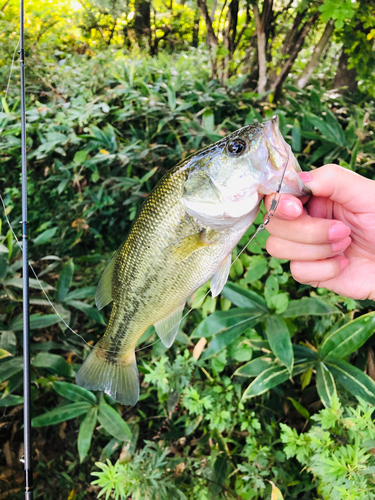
[227,139,246,155]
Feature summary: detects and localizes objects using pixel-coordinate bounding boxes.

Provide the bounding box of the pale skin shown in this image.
[264,164,375,301]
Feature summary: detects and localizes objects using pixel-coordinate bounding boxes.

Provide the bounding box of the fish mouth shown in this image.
[259,115,311,197]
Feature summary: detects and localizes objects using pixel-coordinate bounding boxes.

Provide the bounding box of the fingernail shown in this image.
[299,172,312,182]
[279,200,302,217]
[338,256,349,271]
[332,236,351,253]
[329,223,351,241]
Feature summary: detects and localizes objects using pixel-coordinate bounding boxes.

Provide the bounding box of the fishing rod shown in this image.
[19,0,33,497]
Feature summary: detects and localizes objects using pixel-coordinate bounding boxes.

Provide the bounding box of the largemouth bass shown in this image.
[76,116,309,405]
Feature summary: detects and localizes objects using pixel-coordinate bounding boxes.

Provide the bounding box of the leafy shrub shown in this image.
[281,396,375,499]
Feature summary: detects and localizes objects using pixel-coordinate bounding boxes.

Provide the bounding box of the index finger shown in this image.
[263,193,310,221]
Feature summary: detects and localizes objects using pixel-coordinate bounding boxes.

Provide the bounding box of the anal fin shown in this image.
[154,304,185,348]
[95,250,117,310]
[210,253,231,298]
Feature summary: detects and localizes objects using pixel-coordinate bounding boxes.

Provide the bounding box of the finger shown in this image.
[299,164,375,210]
[305,196,335,219]
[265,212,351,244]
[290,256,349,286]
[266,236,351,261]
[263,194,308,220]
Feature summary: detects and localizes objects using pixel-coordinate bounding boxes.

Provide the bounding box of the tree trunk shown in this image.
[133,0,151,43]
[297,19,334,89]
[192,9,200,48]
[197,0,218,48]
[269,13,318,101]
[332,48,358,94]
[253,3,267,93]
[222,0,239,82]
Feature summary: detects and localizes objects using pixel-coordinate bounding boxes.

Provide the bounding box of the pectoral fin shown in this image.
[154,304,185,348]
[95,251,117,310]
[210,253,231,298]
[166,233,209,262]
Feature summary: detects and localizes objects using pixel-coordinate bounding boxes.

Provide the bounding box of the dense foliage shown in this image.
[1,1,375,499]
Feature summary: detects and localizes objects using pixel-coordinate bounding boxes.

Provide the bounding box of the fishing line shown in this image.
[0,127,291,356]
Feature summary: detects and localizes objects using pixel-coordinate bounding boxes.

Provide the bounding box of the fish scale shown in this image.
[76,116,309,405]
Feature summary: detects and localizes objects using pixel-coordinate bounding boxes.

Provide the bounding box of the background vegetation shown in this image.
[1,0,375,498]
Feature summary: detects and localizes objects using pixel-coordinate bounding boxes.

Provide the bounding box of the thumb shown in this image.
[300,164,375,210]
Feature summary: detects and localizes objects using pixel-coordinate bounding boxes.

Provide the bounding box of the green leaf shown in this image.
[0,394,24,407]
[200,313,264,360]
[64,287,96,300]
[78,407,98,463]
[98,399,132,442]
[65,299,106,325]
[33,227,58,246]
[293,344,318,362]
[56,259,74,301]
[242,362,290,400]
[291,119,301,152]
[32,353,73,377]
[316,363,337,408]
[265,315,293,374]
[327,358,375,406]
[241,255,268,283]
[32,402,92,427]
[53,381,97,404]
[319,312,375,360]
[9,313,61,331]
[281,297,340,318]
[191,308,263,339]
[222,282,268,312]
[233,355,275,378]
[0,331,17,355]
[287,397,310,419]
[0,357,23,383]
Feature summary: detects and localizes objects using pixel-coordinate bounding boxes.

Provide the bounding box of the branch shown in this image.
[297,19,335,88]
[269,12,319,96]
[253,3,267,93]
[197,0,218,46]
[1,0,9,12]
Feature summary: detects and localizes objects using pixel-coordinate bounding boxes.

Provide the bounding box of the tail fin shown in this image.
[76,344,139,406]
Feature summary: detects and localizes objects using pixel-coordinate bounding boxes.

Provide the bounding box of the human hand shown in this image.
[264,164,375,301]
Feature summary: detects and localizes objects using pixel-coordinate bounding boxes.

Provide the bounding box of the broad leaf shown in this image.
[32,402,92,427]
[316,363,337,408]
[233,356,275,378]
[327,358,375,406]
[65,299,106,325]
[242,362,290,400]
[319,312,375,360]
[0,394,24,407]
[222,282,268,312]
[33,227,58,246]
[53,381,97,404]
[78,407,98,463]
[281,297,340,318]
[265,315,293,374]
[32,352,73,377]
[0,357,23,383]
[200,313,264,360]
[56,259,74,301]
[287,397,310,420]
[98,398,132,442]
[293,344,318,362]
[9,313,60,331]
[191,308,264,339]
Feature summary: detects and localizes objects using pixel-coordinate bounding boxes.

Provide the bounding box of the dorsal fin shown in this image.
[154,304,185,348]
[95,251,117,310]
[210,253,231,298]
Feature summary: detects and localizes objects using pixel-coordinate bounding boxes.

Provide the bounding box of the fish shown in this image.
[76,115,309,405]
